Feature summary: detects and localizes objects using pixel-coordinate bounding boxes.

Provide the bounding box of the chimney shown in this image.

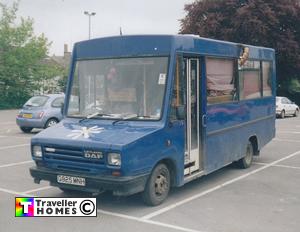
[64,44,68,55]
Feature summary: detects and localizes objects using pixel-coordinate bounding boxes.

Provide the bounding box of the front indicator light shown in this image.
[33,145,43,158]
[108,153,121,166]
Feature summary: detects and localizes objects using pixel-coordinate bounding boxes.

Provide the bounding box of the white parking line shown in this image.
[0,135,31,139]
[0,160,33,168]
[274,138,300,143]
[98,209,203,232]
[277,131,300,134]
[254,162,300,170]
[0,187,32,197]
[23,186,53,194]
[0,143,29,150]
[141,149,300,220]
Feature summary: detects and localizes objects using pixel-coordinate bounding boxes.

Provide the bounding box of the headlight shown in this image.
[32,145,43,158]
[107,153,121,166]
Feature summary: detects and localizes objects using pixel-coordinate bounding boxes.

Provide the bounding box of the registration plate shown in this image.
[57,175,86,186]
[22,113,32,119]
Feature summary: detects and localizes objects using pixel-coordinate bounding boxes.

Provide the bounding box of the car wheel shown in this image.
[236,141,254,169]
[142,163,170,206]
[45,118,58,128]
[280,110,285,119]
[20,127,33,133]
[294,109,299,117]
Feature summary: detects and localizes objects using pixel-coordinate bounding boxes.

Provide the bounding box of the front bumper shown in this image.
[30,166,149,196]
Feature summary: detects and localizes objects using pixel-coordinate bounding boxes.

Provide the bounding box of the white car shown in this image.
[276,96,299,118]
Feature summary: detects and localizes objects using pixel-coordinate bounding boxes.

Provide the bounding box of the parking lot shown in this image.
[0,109,299,232]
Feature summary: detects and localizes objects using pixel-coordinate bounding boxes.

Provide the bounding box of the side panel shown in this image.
[205,98,275,173]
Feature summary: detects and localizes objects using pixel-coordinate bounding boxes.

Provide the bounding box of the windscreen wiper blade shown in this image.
[112,114,138,125]
[79,112,115,123]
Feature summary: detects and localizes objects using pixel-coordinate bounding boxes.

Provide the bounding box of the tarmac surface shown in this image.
[0,109,299,232]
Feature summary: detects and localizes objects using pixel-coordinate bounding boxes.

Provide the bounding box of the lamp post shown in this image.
[84,11,96,39]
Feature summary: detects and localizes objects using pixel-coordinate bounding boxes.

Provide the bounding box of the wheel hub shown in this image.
[48,120,57,127]
[154,174,168,195]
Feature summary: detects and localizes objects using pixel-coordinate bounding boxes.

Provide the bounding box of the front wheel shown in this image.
[294,109,299,117]
[142,163,170,206]
[236,141,254,169]
[280,110,285,119]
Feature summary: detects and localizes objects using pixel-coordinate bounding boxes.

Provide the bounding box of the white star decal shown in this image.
[67,126,104,139]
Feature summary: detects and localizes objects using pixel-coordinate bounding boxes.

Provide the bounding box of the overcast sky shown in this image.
[2,0,194,55]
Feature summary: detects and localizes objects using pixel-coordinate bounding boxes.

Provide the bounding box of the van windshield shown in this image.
[67,57,168,120]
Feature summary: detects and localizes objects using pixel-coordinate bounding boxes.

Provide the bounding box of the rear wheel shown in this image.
[280,110,285,119]
[236,141,254,169]
[294,109,299,117]
[20,127,33,133]
[142,163,170,206]
[45,118,58,128]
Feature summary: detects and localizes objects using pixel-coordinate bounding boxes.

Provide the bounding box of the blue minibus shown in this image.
[30,35,276,206]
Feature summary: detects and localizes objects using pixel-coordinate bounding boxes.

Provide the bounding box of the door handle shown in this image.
[202,115,207,127]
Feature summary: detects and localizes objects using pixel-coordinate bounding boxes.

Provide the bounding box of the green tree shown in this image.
[0,2,64,109]
[180,0,300,102]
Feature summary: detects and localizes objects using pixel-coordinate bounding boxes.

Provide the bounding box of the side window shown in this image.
[206,57,237,104]
[239,60,261,100]
[51,97,64,108]
[262,61,272,96]
[281,98,286,104]
[170,56,186,120]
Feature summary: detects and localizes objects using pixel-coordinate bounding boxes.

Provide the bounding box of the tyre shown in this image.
[142,163,170,206]
[280,110,285,119]
[45,118,58,128]
[20,127,33,133]
[294,109,299,117]
[236,141,254,169]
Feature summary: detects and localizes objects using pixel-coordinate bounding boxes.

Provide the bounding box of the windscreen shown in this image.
[67,57,169,120]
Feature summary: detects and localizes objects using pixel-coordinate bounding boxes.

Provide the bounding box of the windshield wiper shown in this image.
[79,112,116,123]
[112,114,139,125]
[111,114,154,125]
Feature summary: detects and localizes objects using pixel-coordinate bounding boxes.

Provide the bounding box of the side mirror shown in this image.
[176,105,186,120]
[60,103,64,115]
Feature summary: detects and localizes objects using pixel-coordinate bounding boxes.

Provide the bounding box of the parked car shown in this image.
[16,94,64,133]
[276,96,299,118]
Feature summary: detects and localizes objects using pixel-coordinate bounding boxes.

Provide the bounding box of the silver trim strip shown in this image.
[207,115,274,136]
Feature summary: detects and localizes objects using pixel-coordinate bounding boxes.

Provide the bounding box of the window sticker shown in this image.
[158,73,166,85]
